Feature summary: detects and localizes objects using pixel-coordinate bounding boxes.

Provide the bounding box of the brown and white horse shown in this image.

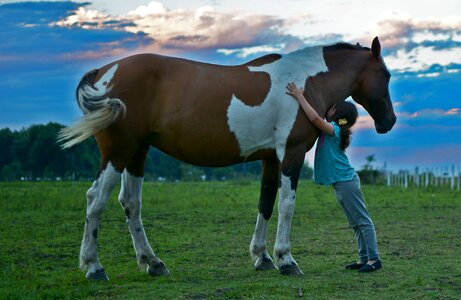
[60,37,396,280]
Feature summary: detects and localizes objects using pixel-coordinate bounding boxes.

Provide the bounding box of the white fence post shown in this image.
[425,168,429,188]
[456,166,461,191]
[414,167,419,187]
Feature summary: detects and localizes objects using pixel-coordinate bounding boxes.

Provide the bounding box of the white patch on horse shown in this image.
[95,64,118,93]
[274,174,298,266]
[226,47,328,161]
[250,213,270,260]
[78,64,119,113]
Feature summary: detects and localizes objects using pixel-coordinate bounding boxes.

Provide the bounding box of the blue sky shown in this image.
[1,0,460,170]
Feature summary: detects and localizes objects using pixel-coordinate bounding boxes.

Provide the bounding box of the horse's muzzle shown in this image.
[376,115,397,134]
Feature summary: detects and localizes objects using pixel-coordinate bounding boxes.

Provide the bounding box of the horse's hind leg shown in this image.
[250,159,279,271]
[118,146,169,277]
[80,162,121,280]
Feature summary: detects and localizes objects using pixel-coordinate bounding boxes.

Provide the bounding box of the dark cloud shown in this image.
[0,1,153,67]
[168,35,209,45]
[0,1,82,25]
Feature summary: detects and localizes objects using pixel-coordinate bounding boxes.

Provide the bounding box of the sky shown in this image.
[0,0,460,171]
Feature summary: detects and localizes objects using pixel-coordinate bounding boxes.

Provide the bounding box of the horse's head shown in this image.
[351,37,397,134]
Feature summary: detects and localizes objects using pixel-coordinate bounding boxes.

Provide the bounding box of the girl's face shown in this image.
[326,105,336,122]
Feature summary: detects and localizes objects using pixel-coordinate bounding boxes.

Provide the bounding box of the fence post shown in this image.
[435,168,439,187]
[456,166,461,191]
[425,168,429,188]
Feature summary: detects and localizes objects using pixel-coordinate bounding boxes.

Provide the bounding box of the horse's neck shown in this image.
[310,49,366,116]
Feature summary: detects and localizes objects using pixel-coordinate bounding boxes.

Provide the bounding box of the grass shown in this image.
[0,180,460,299]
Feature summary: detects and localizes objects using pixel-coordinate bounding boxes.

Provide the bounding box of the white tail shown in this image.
[58,68,126,148]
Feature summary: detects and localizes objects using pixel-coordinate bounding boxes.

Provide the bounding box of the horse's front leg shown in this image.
[250,159,279,271]
[274,147,305,275]
[118,170,169,277]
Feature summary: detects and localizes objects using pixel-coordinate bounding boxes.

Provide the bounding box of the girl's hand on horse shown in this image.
[286,82,306,102]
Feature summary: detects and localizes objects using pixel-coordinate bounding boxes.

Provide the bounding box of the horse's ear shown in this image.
[371,36,381,59]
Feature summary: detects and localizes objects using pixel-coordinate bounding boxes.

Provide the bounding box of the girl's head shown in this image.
[327,101,358,151]
[327,101,358,126]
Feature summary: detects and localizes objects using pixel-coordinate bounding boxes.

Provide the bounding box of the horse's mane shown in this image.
[328,42,370,51]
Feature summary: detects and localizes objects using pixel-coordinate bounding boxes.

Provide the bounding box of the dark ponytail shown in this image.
[339,125,352,151]
[331,102,358,151]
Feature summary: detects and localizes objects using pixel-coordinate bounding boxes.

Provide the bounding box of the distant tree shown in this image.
[358,154,384,184]
[145,148,182,181]
[0,128,14,169]
[0,123,100,181]
[363,154,376,170]
[64,137,100,180]
[26,123,67,179]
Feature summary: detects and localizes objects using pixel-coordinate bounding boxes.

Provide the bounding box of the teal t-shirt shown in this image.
[314,122,355,185]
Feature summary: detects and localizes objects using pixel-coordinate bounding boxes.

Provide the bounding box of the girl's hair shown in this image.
[331,101,358,151]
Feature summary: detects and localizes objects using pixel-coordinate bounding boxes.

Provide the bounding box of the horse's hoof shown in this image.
[255,257,277,271]
[86,268,109,281]
[280,263,304,276]
[147,262,170,277]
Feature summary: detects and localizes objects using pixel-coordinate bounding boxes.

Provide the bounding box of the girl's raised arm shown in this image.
[286,82,334,136]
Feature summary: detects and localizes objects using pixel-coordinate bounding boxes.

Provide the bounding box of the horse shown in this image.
[59,36,396,280]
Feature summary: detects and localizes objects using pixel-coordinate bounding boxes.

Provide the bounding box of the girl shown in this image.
[286,82,382,273]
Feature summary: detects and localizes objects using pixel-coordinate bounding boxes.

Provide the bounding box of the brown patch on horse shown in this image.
[245,54,282,67]
[230,54,282,107]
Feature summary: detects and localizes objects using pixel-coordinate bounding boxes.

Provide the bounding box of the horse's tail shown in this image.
[58,69,126,149]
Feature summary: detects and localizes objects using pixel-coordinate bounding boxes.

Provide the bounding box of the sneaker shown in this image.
[358,260,382,273]
[345,262,365,270]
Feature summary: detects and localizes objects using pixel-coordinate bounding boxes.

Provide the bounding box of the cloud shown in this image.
[384,45,461,75]
[354,116,375,130]
[365,11,461,74]
[397,108,461,119]
[52,1,304,55]
[446,108,460,115]
[368,11,461,50]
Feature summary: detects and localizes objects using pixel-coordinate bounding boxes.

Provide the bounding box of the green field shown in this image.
[1,181,460,299]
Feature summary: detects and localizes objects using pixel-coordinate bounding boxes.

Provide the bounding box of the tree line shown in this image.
[0,123,313,181]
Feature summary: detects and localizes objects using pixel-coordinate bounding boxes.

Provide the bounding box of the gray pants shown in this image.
[333,174,380,261]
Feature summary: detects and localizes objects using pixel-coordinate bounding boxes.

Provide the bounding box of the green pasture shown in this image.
[1,181,460,299]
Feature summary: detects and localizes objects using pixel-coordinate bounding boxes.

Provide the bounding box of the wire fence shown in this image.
[385,165,461,190]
